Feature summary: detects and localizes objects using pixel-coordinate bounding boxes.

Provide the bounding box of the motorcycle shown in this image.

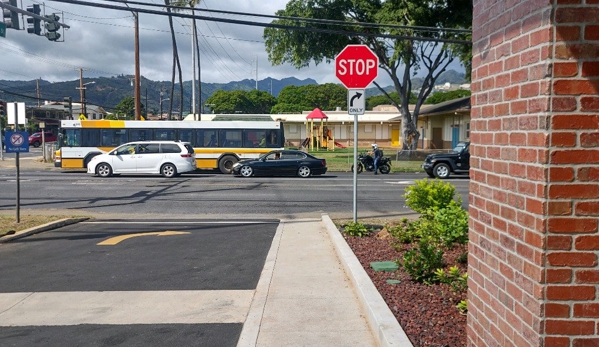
[351,152,391,174]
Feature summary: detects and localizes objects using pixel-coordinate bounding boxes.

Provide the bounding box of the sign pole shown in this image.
[353,114,358,222]
[13,112,20,223]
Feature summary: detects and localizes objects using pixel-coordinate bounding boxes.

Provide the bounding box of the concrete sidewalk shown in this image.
[238,214,412,347]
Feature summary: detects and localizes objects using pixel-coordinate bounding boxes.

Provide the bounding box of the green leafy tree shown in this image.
[424,90,471,104]
[367,91,417,110]
[272,83,346,113]
[205,90,276,114]
[263,0,472,149]
[113,97,146,120]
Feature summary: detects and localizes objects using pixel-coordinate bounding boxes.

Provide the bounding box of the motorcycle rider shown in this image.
[371,143,382,175]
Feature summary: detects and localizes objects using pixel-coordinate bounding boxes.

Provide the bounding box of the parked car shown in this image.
[422,141,470,179]
[29,131,57,147]
[87,141,197,178]
[232,150,327,178]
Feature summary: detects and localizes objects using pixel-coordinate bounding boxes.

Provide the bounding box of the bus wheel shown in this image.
[219,155,237,174]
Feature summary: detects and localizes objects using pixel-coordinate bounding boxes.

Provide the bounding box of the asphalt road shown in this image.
[0,219,278,347]
[0,167,470,219]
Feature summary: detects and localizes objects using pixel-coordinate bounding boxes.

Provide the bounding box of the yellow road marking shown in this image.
[97,231,190,246]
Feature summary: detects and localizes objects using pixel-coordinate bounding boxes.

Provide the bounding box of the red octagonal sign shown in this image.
[335,44,379,89]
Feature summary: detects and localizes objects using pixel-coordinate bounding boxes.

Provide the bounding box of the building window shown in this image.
[289,124,298,133]
[466,122,470,138]
[365,124,373,133]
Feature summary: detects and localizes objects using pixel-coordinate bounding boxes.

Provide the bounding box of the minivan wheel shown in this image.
[96,163,113,177]
[219,155,237,174]
[433,163,451,179]
[161,163,177,178]
[32,141,40,148]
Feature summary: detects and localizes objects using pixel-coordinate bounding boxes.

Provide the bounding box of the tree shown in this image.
[263,0,472,149]
[367,91,417,110]
[424,90,471,104]
[164,0,184,120]
[271,83,346,113]
[113,97,146,120]
[205,90,276,114]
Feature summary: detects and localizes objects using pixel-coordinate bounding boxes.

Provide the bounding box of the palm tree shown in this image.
[164,0,184,120]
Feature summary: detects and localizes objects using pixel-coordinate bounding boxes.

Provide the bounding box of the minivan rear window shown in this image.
[183,144,194,154]
[161,144,181,153]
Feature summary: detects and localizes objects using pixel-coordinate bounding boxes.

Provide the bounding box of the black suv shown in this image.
[422,141,470,179]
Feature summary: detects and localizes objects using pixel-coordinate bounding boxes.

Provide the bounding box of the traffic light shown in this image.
[45,13,61,41]
[63,96,72,119]
[26,4,41,35]
[0,101,5,117]
[2,0,20,30]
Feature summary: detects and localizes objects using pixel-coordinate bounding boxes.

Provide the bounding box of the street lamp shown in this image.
[160,92,170,120]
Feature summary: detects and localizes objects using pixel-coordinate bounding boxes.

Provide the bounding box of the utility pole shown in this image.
[191,21,196,119]
[255,55,258,90]
[79,68,84,116]
[36,79,40,107]
[134,12,141,121]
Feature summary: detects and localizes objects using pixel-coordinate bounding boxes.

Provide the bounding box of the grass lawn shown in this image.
[0,214,83,238]
[306,148,424,173]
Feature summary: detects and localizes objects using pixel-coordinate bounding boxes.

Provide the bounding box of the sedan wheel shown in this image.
[161,163,177,178]
[96,163,112,177]
[297,165,311,178]
[240,165,253,177]
[433,163,451,179]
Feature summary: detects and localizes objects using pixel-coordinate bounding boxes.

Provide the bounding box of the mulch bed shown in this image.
[341,224,468,347]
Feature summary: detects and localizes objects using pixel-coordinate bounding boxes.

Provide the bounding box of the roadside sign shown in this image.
[5,131,29,153]
[347,89,365,115]
[6,102,27,125]
[335,45,379,89]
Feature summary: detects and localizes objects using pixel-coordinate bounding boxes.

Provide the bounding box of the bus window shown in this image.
[197,130,218,147]
[178,129,193,143]
[155,129,175,141]
[245,129,266,148]
[82,129,101,147]
[265,130,278,147]
[219,130,242,147]
[102,129,128,147]
[129,129,151,142]
[63,129,81,147]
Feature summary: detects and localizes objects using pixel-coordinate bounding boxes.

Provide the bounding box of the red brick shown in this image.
[585,25,599,40]
[548,217,598,233]
[551,150,599,164]
[582,62,599,77]
[576,201,599,216]
[551,132,577,147]
[579,167,599,181]
[581,97,599,111]
[553,62,579,76]
[549,184,599,199]
[575,235,599,250]
[581,133,599,147]
[549,167,575,181]
[544,336,570,347]
[547,235,572,249]
[552,115,599,129]
[545,303,571,317]
[573,338,599,347]
[546,319,595,334]
[552,97,578,111]
[547,268,573,283]
[574,303,599,317]
[553,80,599,95]
[576,270,599,284]
[547,252,598,267]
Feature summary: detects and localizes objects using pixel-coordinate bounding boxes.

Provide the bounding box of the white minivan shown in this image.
[87,141,197,178]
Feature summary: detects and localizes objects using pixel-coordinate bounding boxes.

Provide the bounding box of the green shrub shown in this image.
[425,200,469,247]
[456,251,468,264]
[434,265,468,293]
[457,300,468,314]
[343,222,371,237]
[403,179,458,214]
[400,239,444,283]
[388,220,421,244]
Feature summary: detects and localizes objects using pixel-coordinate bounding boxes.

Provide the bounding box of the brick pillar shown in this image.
[469,1,599,346]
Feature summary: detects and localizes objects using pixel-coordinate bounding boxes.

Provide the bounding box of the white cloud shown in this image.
[0,0,464,86]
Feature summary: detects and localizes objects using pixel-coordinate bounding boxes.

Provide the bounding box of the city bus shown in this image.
[55,119,285,174]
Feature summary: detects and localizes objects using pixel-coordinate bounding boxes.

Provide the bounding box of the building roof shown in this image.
[306,108,328,119]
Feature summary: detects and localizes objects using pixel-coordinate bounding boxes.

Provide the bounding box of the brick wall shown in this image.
[470,1,599,346]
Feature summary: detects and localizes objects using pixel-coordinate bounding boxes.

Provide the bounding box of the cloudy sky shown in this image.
[1,0,464,85]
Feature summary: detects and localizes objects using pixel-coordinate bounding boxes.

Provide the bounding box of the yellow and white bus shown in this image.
[55,119,285,174]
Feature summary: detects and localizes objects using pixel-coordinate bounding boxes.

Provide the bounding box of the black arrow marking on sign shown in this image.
[350,92,363,107]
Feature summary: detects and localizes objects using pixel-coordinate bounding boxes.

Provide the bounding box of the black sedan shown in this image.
[232,150,327,178]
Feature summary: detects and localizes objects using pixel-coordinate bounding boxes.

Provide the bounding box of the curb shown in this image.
[322,213,414,347]
[0,217,90,243]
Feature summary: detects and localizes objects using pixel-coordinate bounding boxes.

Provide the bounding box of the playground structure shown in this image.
[302,108,346,151]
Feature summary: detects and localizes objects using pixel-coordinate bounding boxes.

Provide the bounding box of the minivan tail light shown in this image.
[180,154,192,158]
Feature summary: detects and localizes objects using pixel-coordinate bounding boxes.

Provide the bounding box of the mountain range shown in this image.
[0,70,466,114]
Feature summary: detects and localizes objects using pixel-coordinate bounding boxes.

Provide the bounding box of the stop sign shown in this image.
[335,45,379,89]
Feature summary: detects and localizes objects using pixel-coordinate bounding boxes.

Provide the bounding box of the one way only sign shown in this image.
[347,89,365,115]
